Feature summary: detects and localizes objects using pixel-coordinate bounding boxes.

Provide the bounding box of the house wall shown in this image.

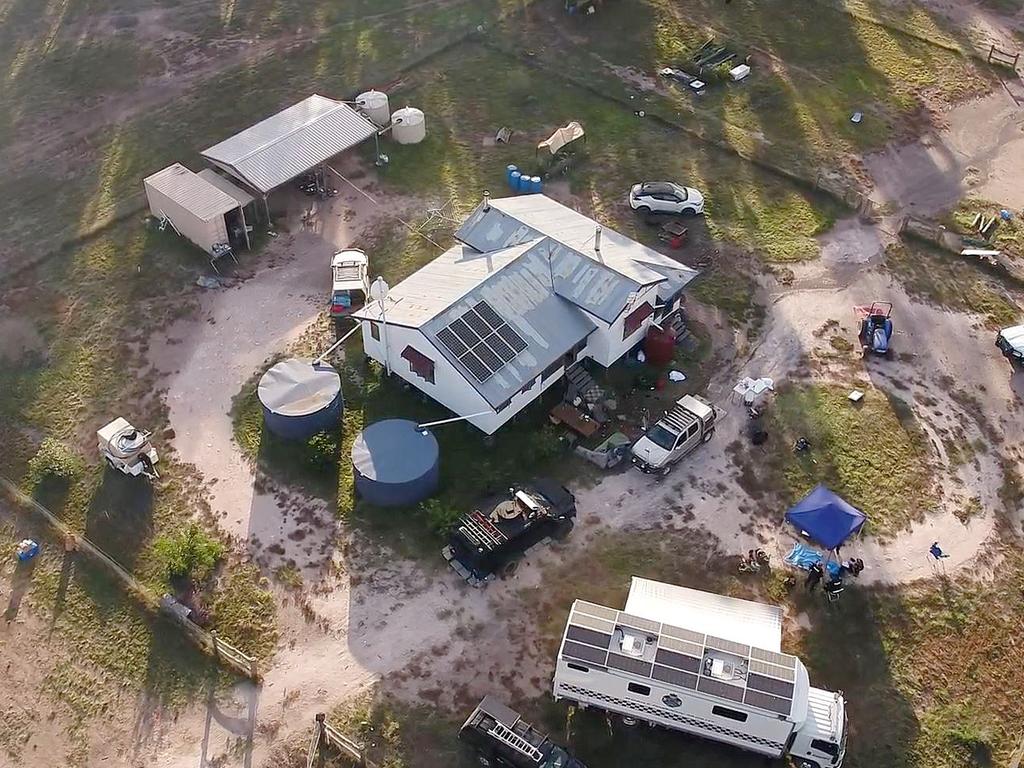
[144,184,228,253]
[582,284,660,367]
[360,321,564,435]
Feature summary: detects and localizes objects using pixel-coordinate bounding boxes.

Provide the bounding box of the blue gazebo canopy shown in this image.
[784,484,867,550]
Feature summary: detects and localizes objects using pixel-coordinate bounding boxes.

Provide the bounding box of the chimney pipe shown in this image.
[483,190,491,211]
[594,225,602,252]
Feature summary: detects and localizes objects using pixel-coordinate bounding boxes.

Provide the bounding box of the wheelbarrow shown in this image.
[658,220,688,249]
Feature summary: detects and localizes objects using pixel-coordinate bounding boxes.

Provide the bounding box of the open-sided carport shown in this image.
[200,94,380,218]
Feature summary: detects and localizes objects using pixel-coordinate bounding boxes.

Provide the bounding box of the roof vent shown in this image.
[594,225,602,252]
[620,632,645,657]
[483,190,491,212]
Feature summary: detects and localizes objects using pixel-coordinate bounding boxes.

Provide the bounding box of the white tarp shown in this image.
[538,121,585,155]
[733,376,774,405]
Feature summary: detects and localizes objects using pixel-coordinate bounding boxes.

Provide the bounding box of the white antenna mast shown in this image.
[369,277,392,376]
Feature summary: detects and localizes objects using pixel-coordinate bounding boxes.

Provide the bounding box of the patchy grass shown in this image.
[690,265,763,327]
[884,242,1020,329]
[327,691,475,768]
[764,384,937,538]
[379,44,840,265]
[209,563,279,659]
[949,199,1024,262]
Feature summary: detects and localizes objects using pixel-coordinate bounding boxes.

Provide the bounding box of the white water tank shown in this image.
[391,106,426,145]
[356,89,390,127]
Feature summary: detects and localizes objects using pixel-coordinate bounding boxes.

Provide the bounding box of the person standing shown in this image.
[805,562,824,592]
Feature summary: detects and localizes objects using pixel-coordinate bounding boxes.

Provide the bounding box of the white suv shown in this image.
[629,181,705,215]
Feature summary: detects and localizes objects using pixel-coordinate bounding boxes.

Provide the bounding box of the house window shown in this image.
[627,682,651,696]
[400,346,435,384]
[368,321,380,341]
[622,302,654,340]
[711,706,748,723]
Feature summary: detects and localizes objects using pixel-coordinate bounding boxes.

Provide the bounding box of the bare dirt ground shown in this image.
[126,77,1024,763]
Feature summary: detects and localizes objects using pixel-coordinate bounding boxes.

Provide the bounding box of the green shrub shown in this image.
[152,523,224,583]
[419,498,460,535]
[305,432,339,472]
[28,438,82,484]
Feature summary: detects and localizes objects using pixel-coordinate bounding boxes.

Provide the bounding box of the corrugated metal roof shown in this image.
[143,163,239,220]
[197,168,255,208]
[200,94,378,194]
[624,577,784,652]
[458,195,691,287]
[422,239,597,408]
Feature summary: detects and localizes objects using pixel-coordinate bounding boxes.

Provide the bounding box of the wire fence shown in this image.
[0,474,259,680]
[306,713,377,768]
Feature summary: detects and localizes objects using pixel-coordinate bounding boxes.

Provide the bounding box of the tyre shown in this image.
[635,205,651,216]
[500,560,519,579]
[702,428,714,443]
[681,207,699,217]
[553,520,575,540]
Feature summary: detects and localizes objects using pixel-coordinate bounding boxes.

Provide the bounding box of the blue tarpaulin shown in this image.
[784,484,866,550]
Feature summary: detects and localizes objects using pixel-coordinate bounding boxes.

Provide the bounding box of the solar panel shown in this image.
[436,327,468,357]
[563,641,608,666]
[459,350,492,383]
[697,677,745,703]
[747,673,795,698]
[497,324,528,353]
[607,653,653,677]
[652,665,698,689]
[435,302,528,383]
[474,301,504,330]
[566,625,613,648]
[744,689,792,716]
[655,648,701,673]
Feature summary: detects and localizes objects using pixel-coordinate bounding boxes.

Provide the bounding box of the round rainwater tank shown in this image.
[258,358,343,440]
[352,419,440,507]
[356,89,390,127]
[643,324,676,367]
[391,106,426,145]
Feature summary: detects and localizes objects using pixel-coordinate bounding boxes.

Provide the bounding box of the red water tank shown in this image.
[643,324,675,367]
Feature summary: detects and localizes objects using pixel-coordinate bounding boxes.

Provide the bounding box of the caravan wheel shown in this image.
[620,716,639,727]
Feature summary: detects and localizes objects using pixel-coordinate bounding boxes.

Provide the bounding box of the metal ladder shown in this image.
[489,723,543,762]
[460,511,507,550]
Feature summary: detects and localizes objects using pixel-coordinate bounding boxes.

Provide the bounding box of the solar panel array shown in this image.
[560,601,799,718]
[435,301,528,383]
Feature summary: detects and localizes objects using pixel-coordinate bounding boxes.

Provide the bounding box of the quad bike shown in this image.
[855,301,893,356]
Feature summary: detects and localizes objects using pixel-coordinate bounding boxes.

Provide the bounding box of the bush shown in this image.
[28,438,82,484]
[419,498,460,535]
[152,523,224,584]
[305,432,339,472]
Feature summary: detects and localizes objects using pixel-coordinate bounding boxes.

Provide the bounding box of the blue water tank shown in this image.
[352,419,440,507]
[258,358,343,440]
[531,176,543,193]
[509,170,522,191]
[506,164,518,186]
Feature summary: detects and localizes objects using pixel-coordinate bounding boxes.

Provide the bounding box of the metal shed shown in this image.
[143,164,252,254]
[352,419,440,507]
[200,94,379,200]
[257,358,343,440]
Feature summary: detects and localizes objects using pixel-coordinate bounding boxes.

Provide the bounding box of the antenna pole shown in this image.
[314,322,362,366]
[416,410,493,431]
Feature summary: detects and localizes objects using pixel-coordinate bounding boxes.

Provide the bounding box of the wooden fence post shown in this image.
[211,630,220,658]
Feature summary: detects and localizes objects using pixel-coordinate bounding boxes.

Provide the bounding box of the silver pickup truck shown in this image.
[630,394,717,475]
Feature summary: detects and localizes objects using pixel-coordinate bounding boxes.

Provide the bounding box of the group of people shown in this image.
[804,555,865,598]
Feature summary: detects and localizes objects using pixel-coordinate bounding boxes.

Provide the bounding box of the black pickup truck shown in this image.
[460,696,587,768]
[442,480,575,586]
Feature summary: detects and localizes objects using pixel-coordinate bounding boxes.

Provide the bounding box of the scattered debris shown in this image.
[851,111,863,124]
[495,126,513,144]
[196,275,222,289]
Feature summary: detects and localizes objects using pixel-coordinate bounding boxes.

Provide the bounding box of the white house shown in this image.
[353,194,699,434]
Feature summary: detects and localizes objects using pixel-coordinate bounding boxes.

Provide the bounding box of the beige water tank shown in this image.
[391,106,426,145]
[356,90,390,127]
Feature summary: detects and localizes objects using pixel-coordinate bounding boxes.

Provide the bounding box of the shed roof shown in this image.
[197,168,255,208]
[143,163,239,221]
[200,94,378,194]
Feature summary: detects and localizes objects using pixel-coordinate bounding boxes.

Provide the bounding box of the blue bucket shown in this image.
[509,170,522,191]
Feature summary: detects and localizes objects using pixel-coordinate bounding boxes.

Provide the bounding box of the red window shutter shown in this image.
[401,346,435,384]
[623,302,654,339]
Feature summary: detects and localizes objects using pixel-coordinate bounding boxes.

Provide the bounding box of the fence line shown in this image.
[0,474,259,680]
[989,45,1021,71]
[307,714,378,768]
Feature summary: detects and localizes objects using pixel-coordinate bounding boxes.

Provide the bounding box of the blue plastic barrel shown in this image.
[531,176,542,193]
[509,170,522,191]
[517,173,532,193]
[506,164,518,187]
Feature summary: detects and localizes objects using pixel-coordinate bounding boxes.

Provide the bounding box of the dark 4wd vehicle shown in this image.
[460,696,587,768]
[442,480,575,586]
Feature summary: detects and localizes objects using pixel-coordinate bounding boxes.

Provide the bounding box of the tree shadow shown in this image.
[84,469,154,571]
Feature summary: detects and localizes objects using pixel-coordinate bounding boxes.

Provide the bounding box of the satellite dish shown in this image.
[369,277,390,301]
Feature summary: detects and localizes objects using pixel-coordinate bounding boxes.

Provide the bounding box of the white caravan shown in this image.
[552,578,847,768]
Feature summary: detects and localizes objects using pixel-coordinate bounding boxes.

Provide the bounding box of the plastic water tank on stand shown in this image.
[351,419,440,507]
[643,324,676,367]
[391,106,426,145]
[257,358,343,440]
[355,90,390,127]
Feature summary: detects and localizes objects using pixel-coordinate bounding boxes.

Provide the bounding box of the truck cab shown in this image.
[460,696,587,768]
[996,324,1024,367]
[790,687,848,768]
[442,480,575,586]
[630,394,716,475]
[330,249,370,317]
